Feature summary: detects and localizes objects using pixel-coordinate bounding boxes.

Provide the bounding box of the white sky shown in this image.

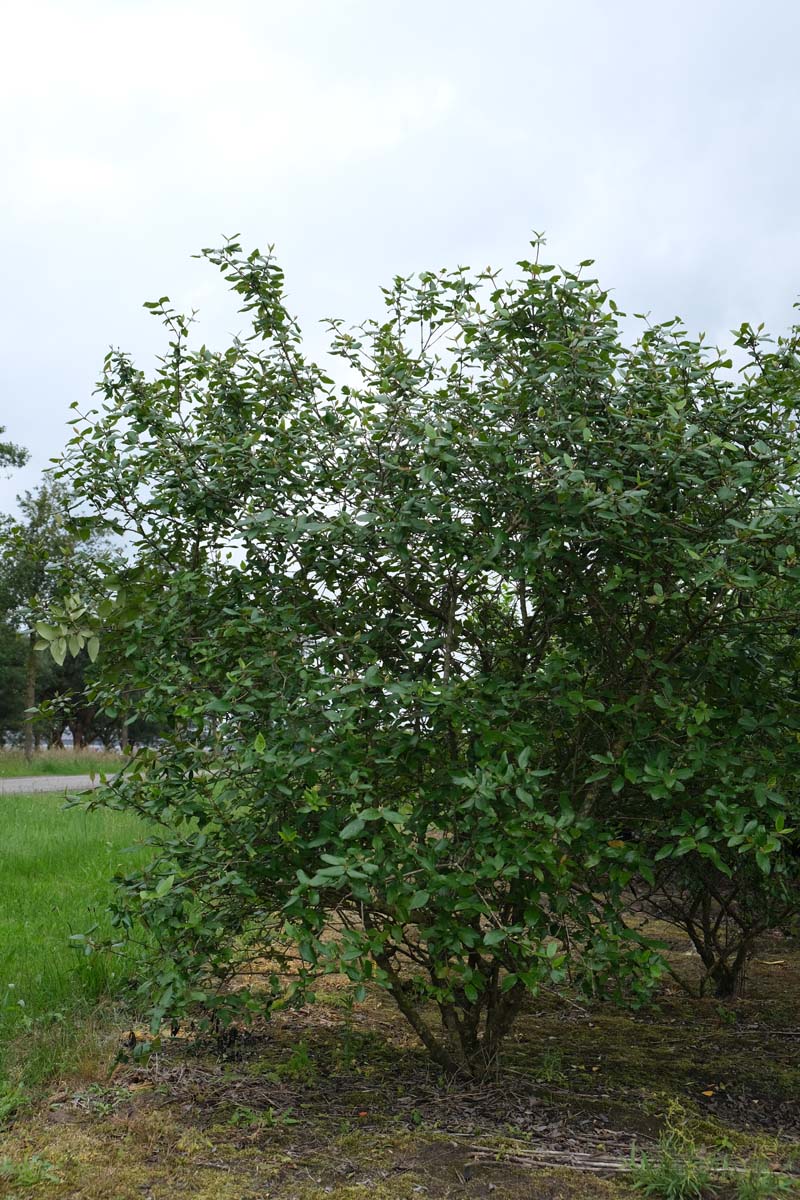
[2,0,800,509]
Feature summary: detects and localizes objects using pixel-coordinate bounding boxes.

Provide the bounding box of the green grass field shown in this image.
[0,792,147,1095]
[0,748,126,778]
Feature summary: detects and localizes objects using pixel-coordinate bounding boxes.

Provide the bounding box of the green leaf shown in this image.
[340,817,366,840]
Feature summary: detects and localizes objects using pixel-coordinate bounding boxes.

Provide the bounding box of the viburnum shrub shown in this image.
[56,242,800,1076]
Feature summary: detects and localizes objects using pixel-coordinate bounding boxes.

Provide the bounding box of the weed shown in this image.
[630,1134,714,1199]
[71,1083,133,1116]
[538,1046,566,1084]
[245,1059,281,1083]
[227,1104,299,1129]
[715,1005,738,1027]
[281,1039,317,1085]
[0,1083,25,1125]
[0,1154,60,1186]
[735,1161,795,1199]
[315,988,357,1011]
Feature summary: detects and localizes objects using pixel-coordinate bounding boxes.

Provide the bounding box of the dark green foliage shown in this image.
[0,480,119,754]
[55,242,800,1076]
[0,620,26,742]
[0,428,27,476]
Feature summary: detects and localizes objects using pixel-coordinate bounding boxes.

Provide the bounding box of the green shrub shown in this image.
[52,240,800,1077]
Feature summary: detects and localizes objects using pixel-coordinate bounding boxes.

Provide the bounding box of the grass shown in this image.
[0,747,126,778]
[630,1132,714,1199]
[0,792,148,1093]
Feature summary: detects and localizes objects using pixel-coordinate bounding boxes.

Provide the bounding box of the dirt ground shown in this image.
[1,931,798,1199]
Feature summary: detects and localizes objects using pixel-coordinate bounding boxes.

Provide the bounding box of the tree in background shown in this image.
[0,618,27,743]
[0,479,114,758]
[53,242,800,1076]
[35,648,94,749]
[0,427,27,475]
[0,427,28,743]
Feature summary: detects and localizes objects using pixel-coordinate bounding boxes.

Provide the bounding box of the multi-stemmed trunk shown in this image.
[375,943,524,1079]
[706,942,751,1000]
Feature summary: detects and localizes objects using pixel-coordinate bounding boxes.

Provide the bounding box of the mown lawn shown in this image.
[0,792,147,1095]
[0,748,125,778]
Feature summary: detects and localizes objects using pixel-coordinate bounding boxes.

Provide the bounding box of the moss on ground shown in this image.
[0,1119,637,1199]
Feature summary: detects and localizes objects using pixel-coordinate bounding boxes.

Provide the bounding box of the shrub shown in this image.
[53,240,800,1077]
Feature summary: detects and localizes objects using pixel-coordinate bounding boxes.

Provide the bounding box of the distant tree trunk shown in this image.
[120,719,129,754]
[23,630,36,763]
[70,715,89,750]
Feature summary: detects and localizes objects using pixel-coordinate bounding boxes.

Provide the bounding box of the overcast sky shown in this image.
[2,0,800,511]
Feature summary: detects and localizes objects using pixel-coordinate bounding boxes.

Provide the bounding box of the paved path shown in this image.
[0,774,106,794]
